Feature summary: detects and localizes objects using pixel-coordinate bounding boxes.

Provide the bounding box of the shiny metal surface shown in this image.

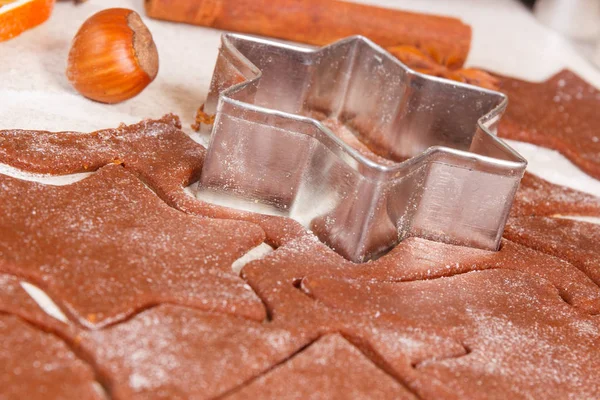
[197,33,527,263]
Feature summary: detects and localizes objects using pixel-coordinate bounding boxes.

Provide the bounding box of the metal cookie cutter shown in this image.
[197,33,527,263]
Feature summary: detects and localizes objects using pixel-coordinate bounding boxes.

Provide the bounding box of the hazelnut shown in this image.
[66,8,159,104]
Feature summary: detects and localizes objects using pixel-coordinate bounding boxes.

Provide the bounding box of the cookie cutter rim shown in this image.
[210,34,524,174]
[198,33,527,262]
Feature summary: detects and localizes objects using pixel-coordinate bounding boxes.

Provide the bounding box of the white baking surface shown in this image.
[20,282,68,322]
[1,0,600,318]
[0,161,93,184]
[231,243,275,275]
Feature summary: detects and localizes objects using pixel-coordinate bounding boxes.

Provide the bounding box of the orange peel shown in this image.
[0,0,55,42]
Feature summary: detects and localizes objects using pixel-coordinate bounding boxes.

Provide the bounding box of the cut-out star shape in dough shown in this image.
[81,304,309,399]
[0,115,308,246]
[301,269,600,399]
[0,164,266,328]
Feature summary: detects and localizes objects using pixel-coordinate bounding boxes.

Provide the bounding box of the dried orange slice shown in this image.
[0,0,55,42]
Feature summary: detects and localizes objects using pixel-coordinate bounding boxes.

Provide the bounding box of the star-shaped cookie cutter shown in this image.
[197,33,527,263]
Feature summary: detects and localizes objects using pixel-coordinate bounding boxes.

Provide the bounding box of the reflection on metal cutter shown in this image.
[197,33,527,263]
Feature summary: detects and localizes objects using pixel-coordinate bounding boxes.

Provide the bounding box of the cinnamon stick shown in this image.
[145,0,472,69]
[388,46,499,90]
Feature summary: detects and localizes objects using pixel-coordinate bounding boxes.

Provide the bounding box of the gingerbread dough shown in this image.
[0,164,266,328]
[0,314,102,400]
[0,115,307,246]
[240,236,600,398]
[498,69,600,180]
[2,114,600,398]
[243,234,600,316]
[0,274,57,327]
[2,115,597,246]
[511,171,600,217]
[0,274,102,400]
[505,216,600,286]
[224,334,418,400]
[302,270,600,399]
[81,305,309,400]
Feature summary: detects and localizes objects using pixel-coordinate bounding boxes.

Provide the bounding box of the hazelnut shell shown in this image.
[66,8,159,104]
